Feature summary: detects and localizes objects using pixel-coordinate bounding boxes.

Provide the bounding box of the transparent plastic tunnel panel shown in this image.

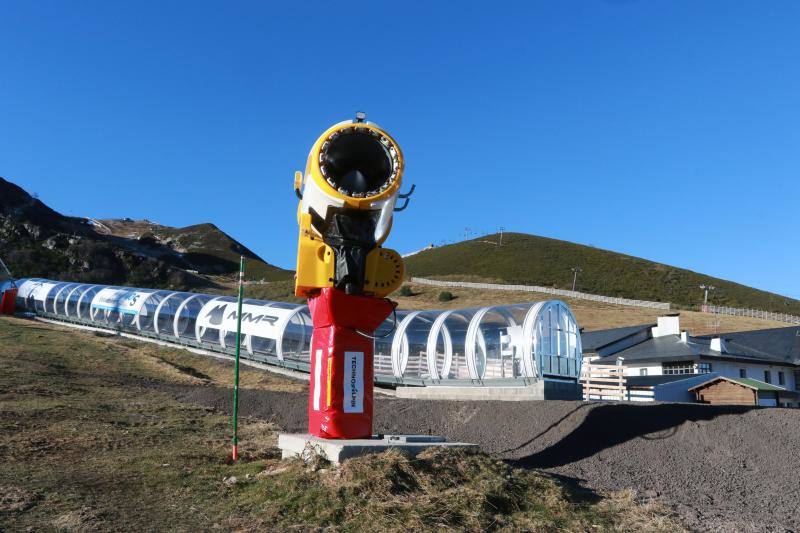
[15,279,582,382]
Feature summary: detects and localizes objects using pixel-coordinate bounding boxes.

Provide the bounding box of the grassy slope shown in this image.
[0,317,680,531]
[405,232,800,315]
[231,280,788,335]
[391,283,788,335]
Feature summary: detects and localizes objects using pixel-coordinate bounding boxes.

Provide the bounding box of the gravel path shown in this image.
[155,383,800,532]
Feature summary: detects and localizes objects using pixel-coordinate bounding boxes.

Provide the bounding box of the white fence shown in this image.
[409,277,671,310]
[581,362,627,401]
[705,305,800,325]
[584,389,655,402]
[624,389,656,402]
[580,360,655,402]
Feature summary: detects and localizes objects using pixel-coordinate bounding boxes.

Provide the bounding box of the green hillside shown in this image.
[404,232,800,315]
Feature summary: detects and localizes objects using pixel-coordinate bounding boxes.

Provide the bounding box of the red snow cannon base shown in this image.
[1,288,17,315]
[307,288,394,440]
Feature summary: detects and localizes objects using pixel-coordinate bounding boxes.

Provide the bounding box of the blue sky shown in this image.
[2,1,798,298]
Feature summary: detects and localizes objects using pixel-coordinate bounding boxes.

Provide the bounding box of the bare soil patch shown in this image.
[160,381,800,532]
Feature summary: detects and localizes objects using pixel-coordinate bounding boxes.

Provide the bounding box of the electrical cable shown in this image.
[353,299,398,339]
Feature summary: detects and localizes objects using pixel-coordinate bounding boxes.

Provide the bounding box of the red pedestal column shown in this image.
[0,288,17,315]
[307,288,394,439]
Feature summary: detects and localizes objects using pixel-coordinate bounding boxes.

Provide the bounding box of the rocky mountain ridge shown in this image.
[0,176,291,290]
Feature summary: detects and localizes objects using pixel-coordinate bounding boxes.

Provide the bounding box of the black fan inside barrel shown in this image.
[320,129,395,197]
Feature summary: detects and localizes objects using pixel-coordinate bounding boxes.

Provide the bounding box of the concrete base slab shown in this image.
[278,433,478,464]
[395,380,581,401]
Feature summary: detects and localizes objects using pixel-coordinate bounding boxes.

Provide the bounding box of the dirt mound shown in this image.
[154,382,800,532]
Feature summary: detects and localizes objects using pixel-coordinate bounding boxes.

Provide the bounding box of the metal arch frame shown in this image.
[46,282,70,314]
[64,284,90,317]
[28,279,48,311]
[571,305,584,377]
[492,306,525,374]
[16,277,584,387]
[14,278,36,311]
[51,283,76,315]
[391,311,420,378]
[557,301,583,378]
[229,300,286,357]
[275,305,310,361]
[154,292,185,336]
[89,286,115,323]
[172,293,205,339]
[425,310,455,380]
[464,306,492,380]
[58,283,83,316]
[135,290,175,333]
[12,278,32,304]
[216,299,233,348]
[47,283,65,314]
[36,281,59,314]
[123,289,156,330]
[195,296,226,345]
[522,300,583,379]
[465,306,531,380]
[521,301,548,378]
[76,285,101,320]
[239,299,283,357]
[43,282,60,314]
[31,279,49,311]
[89,286,135,325]
[212,300,292,358]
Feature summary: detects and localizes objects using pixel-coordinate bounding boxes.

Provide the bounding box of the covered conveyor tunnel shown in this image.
[13,278,583,386]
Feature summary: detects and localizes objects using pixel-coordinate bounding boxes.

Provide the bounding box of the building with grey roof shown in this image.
[580,315,800,406]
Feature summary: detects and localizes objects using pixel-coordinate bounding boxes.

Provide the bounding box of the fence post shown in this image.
[584,358,590,400]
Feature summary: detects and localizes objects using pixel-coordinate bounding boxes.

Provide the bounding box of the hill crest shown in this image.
[404,232,800,315]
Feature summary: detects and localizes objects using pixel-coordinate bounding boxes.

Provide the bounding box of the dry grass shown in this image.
[231,280,787,336]
[189,278,788,336]
[0,316,684,531]
[42,318,307,393]
[392,284,788,336]
[221,447,684,531]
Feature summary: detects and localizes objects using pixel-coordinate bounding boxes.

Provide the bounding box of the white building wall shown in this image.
[620,360,797,391]
[623,363,663,377]
[707,360,797,390]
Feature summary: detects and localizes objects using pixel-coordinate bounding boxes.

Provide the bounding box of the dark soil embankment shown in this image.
[158,382,800,532]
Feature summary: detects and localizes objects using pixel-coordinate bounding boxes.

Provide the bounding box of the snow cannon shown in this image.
[294,113,414,439]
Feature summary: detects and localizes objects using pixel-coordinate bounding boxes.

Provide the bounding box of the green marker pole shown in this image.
[232,255,245,461]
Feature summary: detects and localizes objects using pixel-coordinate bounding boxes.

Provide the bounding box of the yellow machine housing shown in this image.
[294,118,406,298]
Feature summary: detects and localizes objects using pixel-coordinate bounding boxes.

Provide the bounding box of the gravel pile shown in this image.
[158,383,800,532]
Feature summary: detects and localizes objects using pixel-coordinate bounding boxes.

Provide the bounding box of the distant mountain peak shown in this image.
[0,176,292,289]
